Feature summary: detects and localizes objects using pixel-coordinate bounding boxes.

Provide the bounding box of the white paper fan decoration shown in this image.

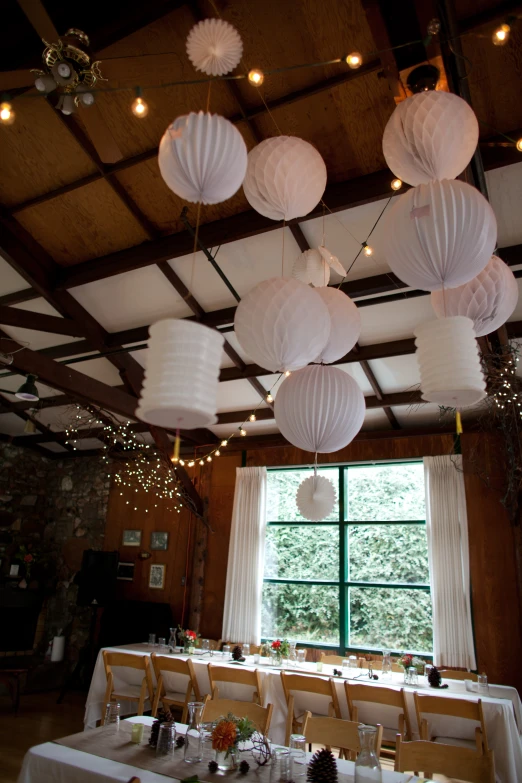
[318,246,345,277]
[186,19,243,76]
[296,474,337,521]
[292,249,330,287]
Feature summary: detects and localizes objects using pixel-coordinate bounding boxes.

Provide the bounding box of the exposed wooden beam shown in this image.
[0,288,39,306]
[357,349,401,429]
[0,304,85,337]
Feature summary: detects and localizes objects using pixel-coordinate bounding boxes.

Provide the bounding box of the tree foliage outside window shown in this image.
[261,463,433,653]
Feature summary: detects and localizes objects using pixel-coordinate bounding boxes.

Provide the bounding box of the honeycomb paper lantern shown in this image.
[414,316,486,407]
[314,287,361,364]
[292,249,330,287]
[382,91,479,186]
[186,18,243,76]
[431,255,518,337]
[136,319,224,429]
[274,364,366,453]
[242,136,327,221]
[380,179,496,292]
[234,278,330,372]
[296,474,337,521]
[158,111,247,204]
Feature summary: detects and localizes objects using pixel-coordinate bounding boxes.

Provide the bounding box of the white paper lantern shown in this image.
[243,136,327,221]
[296,474,337,521]
[292,249,330,287]
[158,112,247,204]
[382,91,479,186]
[380,179,496,292]
[274,364,366,453]
[318,246,346,277]
[313,287,361,364]
[186,19,243,76]
[234,278,330,372]
[431,255,518,337]
[414,316,486,407]
[136,319,224,429]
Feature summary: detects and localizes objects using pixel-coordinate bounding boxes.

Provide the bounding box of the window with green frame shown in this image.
[261,462,433,654]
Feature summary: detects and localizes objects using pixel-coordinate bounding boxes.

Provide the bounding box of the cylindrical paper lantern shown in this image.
[274,364,366,453]
[292,249,330,287]
[243,136,327,221]
[158,111,247,204]
[380,179,496,291]
[414,316,486,407]
[186,19,243,76]
[314,287,360,364]
[136,319,224,429]
[382,91,479,186]
[234,278,330,372]
[431,255,518,337]
[296,474,337,521]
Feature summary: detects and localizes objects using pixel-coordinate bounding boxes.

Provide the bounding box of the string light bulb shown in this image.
[215,449,221,457]
[284,371,291,377]
[207,455,212,462]
[346,52,362,69]
[221,439,228,447]
[199,459,205,466]
[240,428,247,436]
[249,413,257,422]
[391,178,402,191]
[492,23,510,45]
[248,69,264,86]
[179,459,185,466]
[188,460,195,467]
[266,393,274,403]
[0,101,15,125]
[516,138,522,152]
[362,242,373,257]
[131,94,149,118]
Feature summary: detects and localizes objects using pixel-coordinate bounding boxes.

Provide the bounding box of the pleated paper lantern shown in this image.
[414,316,486,407]
[242,136,327,221]
[296,474,337,521]
[136,319,224,429]
[292,249,330,287]
[234,278,330,372]
[314,287,360,364]
[274,364,366,453]
[380,179,496,291]
[158,112,247,204]
[382,91,479,186]
[431,255,518,337]
[186,19,243,76]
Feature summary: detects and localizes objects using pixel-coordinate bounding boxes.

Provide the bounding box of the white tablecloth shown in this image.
[84,644,522,783]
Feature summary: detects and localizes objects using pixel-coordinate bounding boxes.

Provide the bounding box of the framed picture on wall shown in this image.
[149,563,166,590]
[117,562,135,581]
[122,529,141,547]
[150,532,169,551]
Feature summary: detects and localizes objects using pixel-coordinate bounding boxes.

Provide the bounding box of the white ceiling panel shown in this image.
[361,408,392,430]
[0,412,25,435]
[70,438,105,451]
[11,298,62,317]
[222,332,255,365]
[391,402,441,427]
[216,378,267,413]
[0,255,28,296]
[68,357,123,386]
[40,442,68,453]
[359,295,433,345]
[70,266,193,331]
[1,298,86,351]
[487,162,522,248]
[367,355,421,394]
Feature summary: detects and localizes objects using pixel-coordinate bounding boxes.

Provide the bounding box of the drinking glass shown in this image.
[289,734,306,779]
[131,723,144,744]
[270,749,293,783]
[288,642,297,666]
[243,643,250,657]
[158,637,166,652]
[184,702,204,763]
[297,649,306,665]
[104,702,120,727]
[148,633,156,646]
[156,722,176,757]
[354,724,381,782]
[381,650,392,680]
[406,666,418,685]
[478,673,489,694]
[349,655,358,670]
[342,658,350,676]
[202,639,210,654]
[223,644,231,660]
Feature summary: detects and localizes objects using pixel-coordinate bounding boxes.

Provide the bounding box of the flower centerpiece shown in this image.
[178,625,198,653]
[399,653,426,680]
[211,713,256,770]
[270,638,290,664]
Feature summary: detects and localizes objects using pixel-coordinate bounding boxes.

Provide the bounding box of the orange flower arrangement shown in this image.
[212,719,238,753]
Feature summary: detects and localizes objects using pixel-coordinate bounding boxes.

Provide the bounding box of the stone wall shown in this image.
[0,444,110,661]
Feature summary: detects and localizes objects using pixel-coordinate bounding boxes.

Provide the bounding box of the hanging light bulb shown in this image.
[346,52,362,69]
[131,94,149,118]
[215,449,221,457]
[284,371,291,377]
[516,138,522,152]
[249,413,257,422]
[362,242,373,257]
[240,428,247,436]
[492,23,510,45]
[221,439,228,447]
[179,459,185,466]
[266,393,274,403]
[207,455,212,462]
[188,460,195,467]
[199,459,205,466]
[0,101,15,125]
[248,68,264,86]
[391,178,402,191]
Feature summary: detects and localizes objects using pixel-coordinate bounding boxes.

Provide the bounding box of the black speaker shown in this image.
[77,549,118,607]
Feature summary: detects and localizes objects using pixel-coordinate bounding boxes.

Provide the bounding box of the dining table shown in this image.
[84,644,522,783]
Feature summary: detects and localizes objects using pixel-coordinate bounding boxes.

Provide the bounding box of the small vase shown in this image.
[215,749,237,771]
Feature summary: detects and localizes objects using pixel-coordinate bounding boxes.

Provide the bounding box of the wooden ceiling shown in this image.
[1,0,522,482]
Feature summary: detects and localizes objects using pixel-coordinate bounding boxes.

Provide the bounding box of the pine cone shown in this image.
[239,760,250,775]
[232,645,243,661]
[208,760,219,772]
[307,748,338,783]
[176,735,186,748]
[148,709,174,748]
[428,666,442,688]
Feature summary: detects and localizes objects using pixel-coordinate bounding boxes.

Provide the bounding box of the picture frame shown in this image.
[122,529,141,547]
[117,562,135,581]
[150,531,169,551]
[149,563,166,590]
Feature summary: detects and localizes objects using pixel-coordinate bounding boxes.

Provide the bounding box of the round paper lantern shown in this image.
[431,255,518,337]
[292,249,330,287]
[158,112,247,204]
[186,19,243,76]
[274,364,366,453]
[382,91,479,186]
[380,179,497,291]
[414,316,486,407]
[136,319,224,429]
[242,137,327,221]
[313,287,360,364]
[234,278,330,372]
[296,474,337,521]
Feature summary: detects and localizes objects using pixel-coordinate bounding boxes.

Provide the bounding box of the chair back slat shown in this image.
[301,711,383,761]
[207,664,263,703]
[395,736,495,783]
[151,653,200,721]
[414,692,488,752]
[439,669,479,682]
[101,651,154,725]
[345,682,412,741]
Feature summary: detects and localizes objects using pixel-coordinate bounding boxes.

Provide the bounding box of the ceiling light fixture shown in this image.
[15,375,39,402]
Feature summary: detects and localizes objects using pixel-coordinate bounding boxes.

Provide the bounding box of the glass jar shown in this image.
[168,628,177,651]
[405,666,418,686]
[216,747,238,771]
[156,722,176,757]
[354,724,382,782]
[184,701,204,763]
[381,650,392,679]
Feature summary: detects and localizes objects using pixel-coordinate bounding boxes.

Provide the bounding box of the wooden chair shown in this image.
[280,671,341,746]
[301,711,383,762]
[414,692,489,753]
[345,682,412,749]
[208,663,263,704]
[101,651,154,725]
[195,638,222,651]
[394,735,495,782]
[150,653,201,722]
[319,653,362,667]
[201,695,273,734]
[439,669,479,682]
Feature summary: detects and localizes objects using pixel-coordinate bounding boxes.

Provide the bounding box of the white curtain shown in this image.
[222,466,267,645]
[424,454,476,670]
